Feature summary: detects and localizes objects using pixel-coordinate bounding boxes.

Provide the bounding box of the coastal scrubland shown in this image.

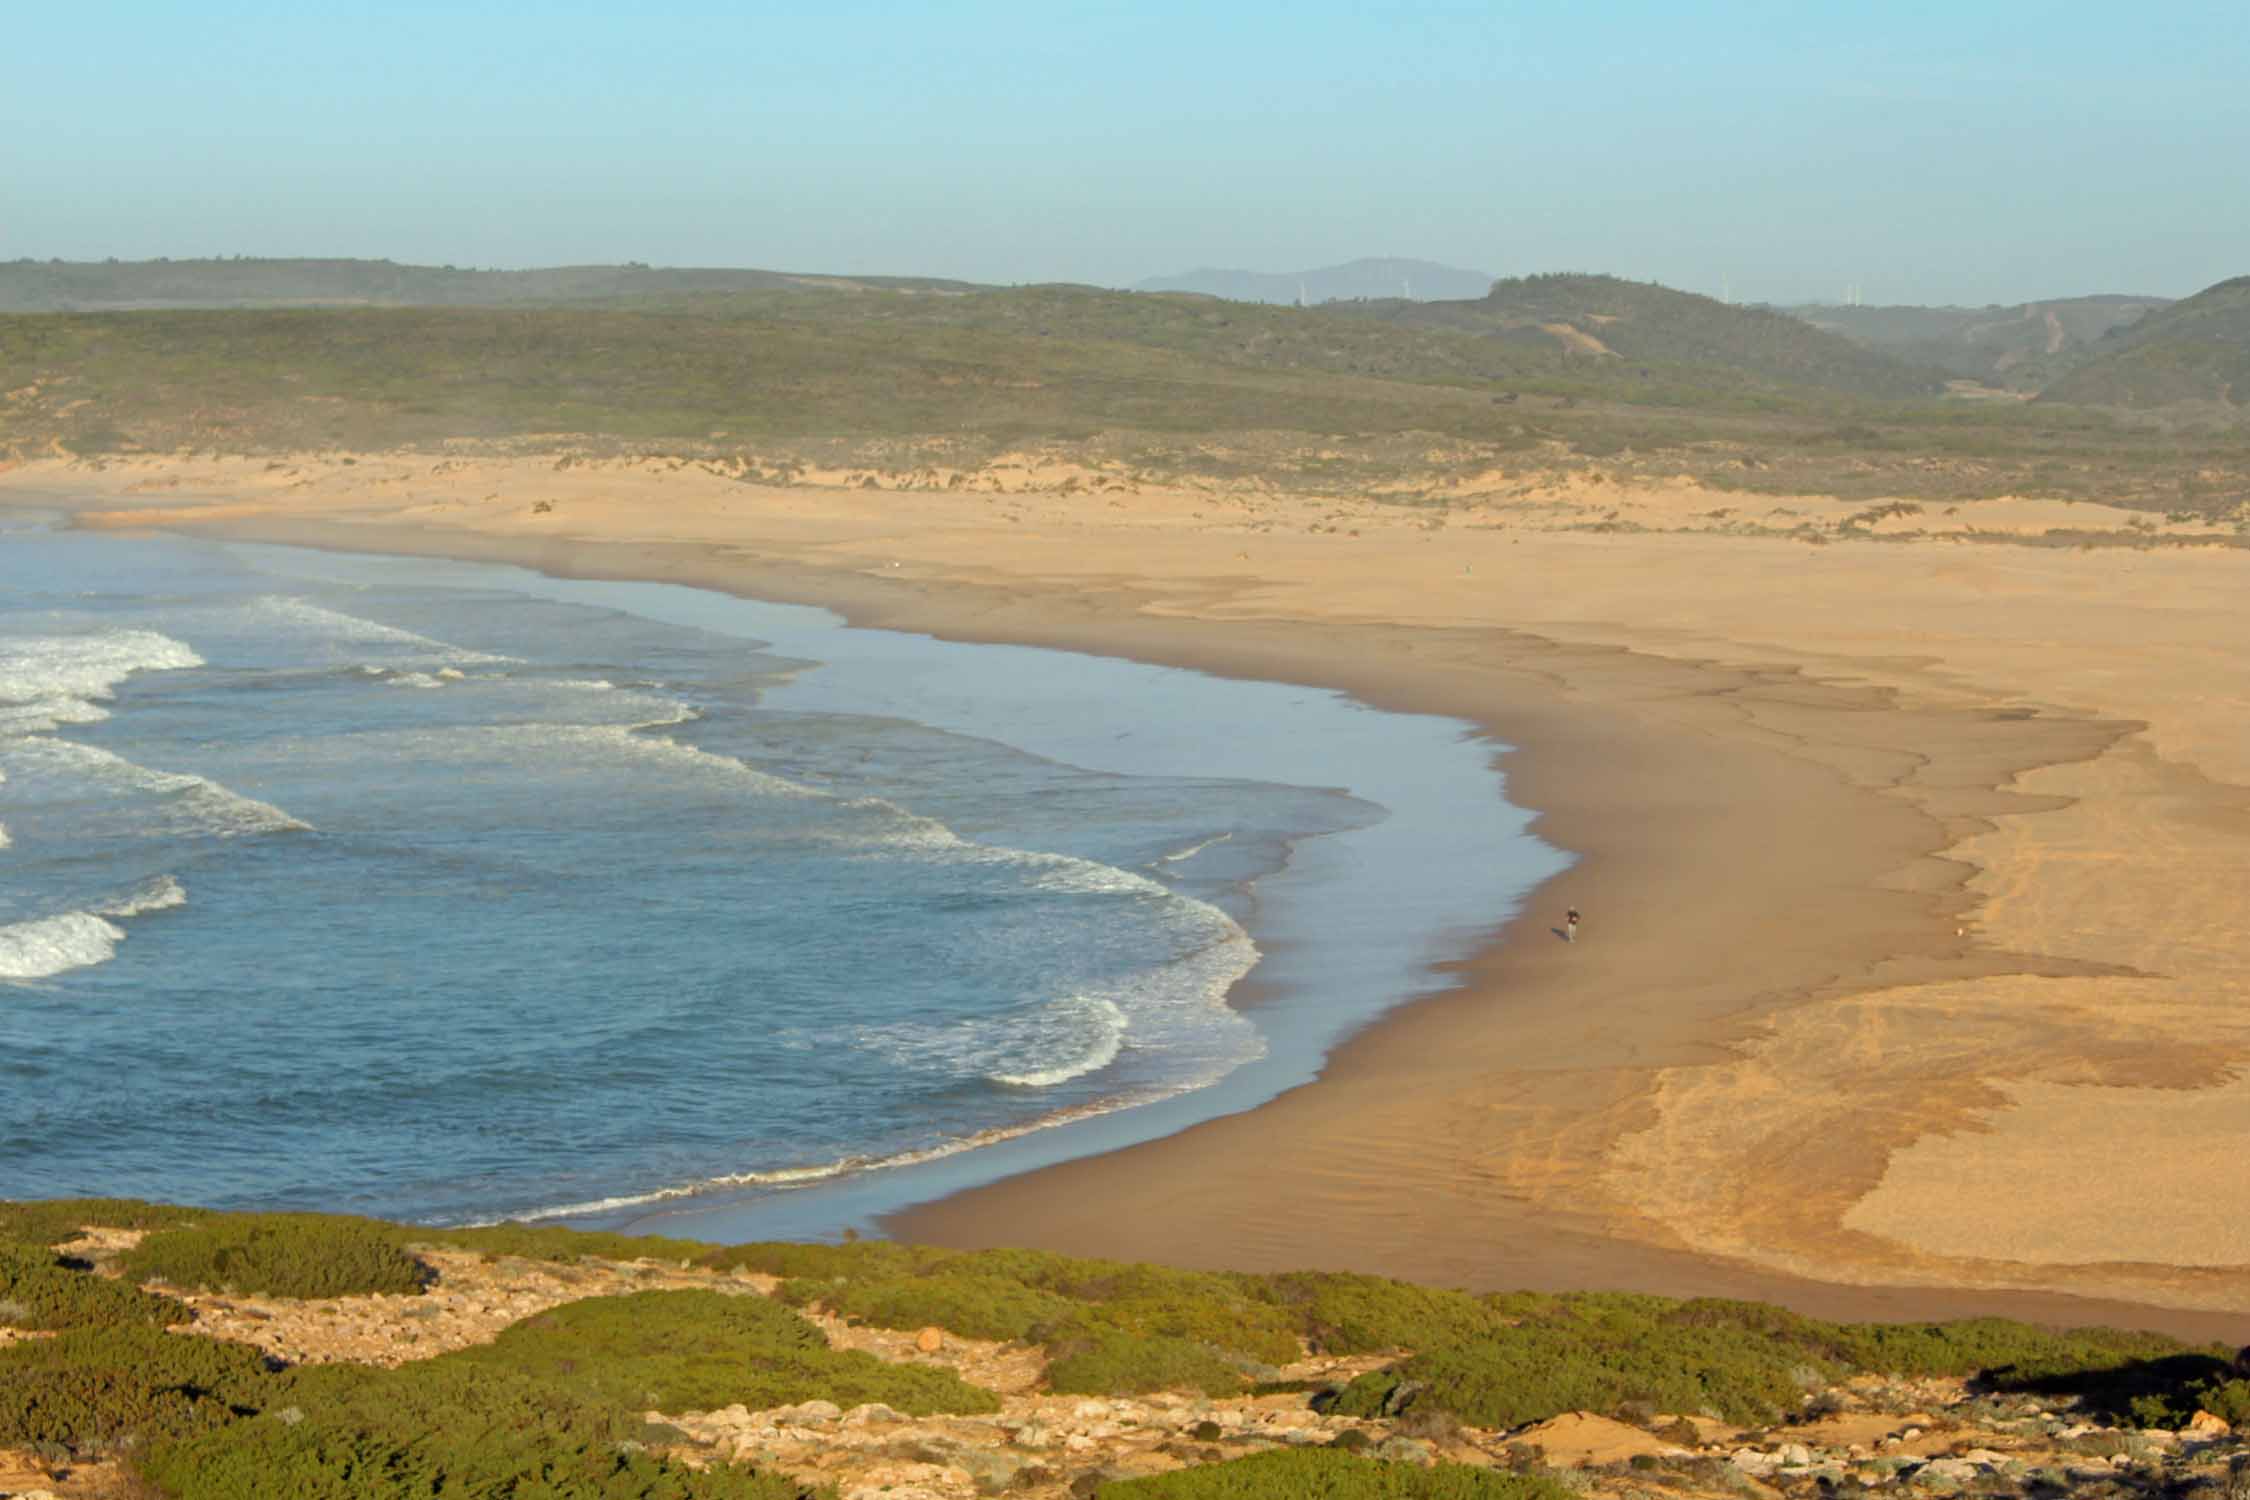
[3,274,2245,513]
[2,1200,2246,1500]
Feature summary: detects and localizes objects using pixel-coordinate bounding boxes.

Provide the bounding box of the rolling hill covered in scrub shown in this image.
[1788,295,2171,390]
[6,271,2249,514]
[1322,273,1948,400]
[2038,276,2250,408]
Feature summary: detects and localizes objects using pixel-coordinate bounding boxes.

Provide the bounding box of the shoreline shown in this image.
[6,456,2247,1344]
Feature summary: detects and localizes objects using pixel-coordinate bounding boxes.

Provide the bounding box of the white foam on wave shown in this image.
[0,629,205,737]
[0,877,187,983]
[506,718,824,802]
[5,737,309,838]
[839,796,1216,905]
[0,911,126,981]
[989,996,1129,1088]
[245,596,513,666]
[384,672,448,690]
[493,1083,1201,1225]
[96,875,188,918]
[1156,831,1232,865]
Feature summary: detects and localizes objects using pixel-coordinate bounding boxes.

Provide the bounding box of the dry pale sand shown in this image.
[5,449,2246,1342]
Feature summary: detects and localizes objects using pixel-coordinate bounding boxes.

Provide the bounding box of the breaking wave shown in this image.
[0,878,185,982]
[0,629,205,737]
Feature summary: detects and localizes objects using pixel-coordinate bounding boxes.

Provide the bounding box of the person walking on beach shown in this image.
[1565,907,1581,943]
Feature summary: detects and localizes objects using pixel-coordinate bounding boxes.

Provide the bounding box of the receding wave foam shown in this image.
[1156,831,1232,866]
[989,996,1129,1087]
[6,738,309,838]
[503,918,1264,1224]
[498,1085,1192,1225]
[0,629,205,737]
[245,597,512,666]
[0,877,186,983]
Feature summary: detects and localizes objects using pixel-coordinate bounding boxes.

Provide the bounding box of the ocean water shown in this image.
[0,509,1563,1232]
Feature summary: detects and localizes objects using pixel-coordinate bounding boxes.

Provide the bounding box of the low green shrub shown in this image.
[2189,1377,2250,1427]
[121,1212,428,1299]
[0,1323,272,1456]
[0,1240,184,1329]
[1259,1271,1506,1355]
[1335,1292,2228,1431]
[931,1251,1303,1364]
[743,1245,1306,1365]
[1095,1448,1569,1498]
[137,1361,812,1500]
[1075,1291,1303,1367]
[449,1289,1000,1416]
[0,1198,210,1246]
[781,1271,1081,1343]
[1333,1293,1850,1428]
[400,1221,721,1267]
[1828,1316,2188,1381]
[1042,1327,1245,1398]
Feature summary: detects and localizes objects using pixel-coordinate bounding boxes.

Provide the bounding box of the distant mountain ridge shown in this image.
[1134,257,1493,305]
[0,258,983,312]
[1785,295,2170,390]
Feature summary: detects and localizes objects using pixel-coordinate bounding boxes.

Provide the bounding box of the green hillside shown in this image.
[0,256,983,312]
[2039,276,2250,407]
[5,287,2247,511]
[1790,295,2168,390]
[1325,273,1945,399]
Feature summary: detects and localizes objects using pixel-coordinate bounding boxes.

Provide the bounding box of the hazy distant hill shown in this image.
[1323,272,1943,399]
[1787,296,2169,390]
[0,258,983,311]
[1133,257,1493,305]
[2038,276,2250,407]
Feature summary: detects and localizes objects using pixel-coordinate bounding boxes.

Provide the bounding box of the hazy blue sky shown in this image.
[10,0,2245,304]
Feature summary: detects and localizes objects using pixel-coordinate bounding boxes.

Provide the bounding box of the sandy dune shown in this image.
[6,449,2245,1339]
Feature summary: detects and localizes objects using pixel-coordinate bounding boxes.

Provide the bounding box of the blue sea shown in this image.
[0,508,1564,1234]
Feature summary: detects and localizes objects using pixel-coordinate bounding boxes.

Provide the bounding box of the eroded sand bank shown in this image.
[7,450,2245,1340]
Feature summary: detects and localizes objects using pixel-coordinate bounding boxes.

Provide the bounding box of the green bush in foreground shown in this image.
[955,1253,1303,1365]
[448,1289,1000,1416]
[1334,1292,2235,1430]
[1826,1315,2188,1382]
[1096,1448,1569,1499]
[0,1323,272,1456]
[138,1361,815,1500]
[1043,1327,1247,1398]
[0,1239,184,1330]
[0,1197,210,1247]
[121,1212,428,1299]
[1262,1272,1507,1356]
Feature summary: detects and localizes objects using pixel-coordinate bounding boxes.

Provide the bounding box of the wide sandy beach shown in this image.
[6,450,2246,1343]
